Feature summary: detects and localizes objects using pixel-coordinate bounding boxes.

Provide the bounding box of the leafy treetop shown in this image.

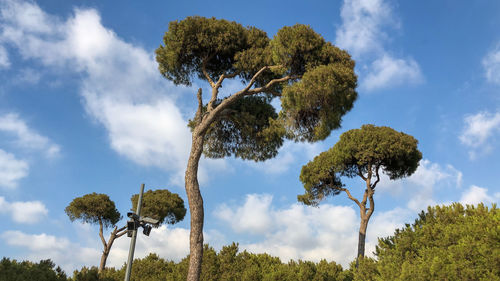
[131,189,186,226]
[156,16,358,160]
[65,193,121,228]
[356,203,500,281]
[299,124,422,206]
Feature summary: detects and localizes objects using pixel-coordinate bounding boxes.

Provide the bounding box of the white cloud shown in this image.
[0,0,227,186]
[0,45,9,68]
[214,193,410,267]
[0,196,48,223]
[377,159,463,212]
[483,44,500,84]
[0,149,28,188]
[335,0,393,58]
[2,230,100,273]
[361,54,423,91]
[335,0,423,92]
[0,113,61,158]
[460,185,499,205]
[107,225,190,267]
[460,111,500,158]
[2,224,192,274]
[214,194,274,235]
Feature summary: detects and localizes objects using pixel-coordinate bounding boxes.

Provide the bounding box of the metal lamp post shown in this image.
[124,183,144,281]
[123,183,161,281]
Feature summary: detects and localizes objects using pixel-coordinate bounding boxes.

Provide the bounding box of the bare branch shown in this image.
[340,187,362,209]
[207,72,241,111]
[367,194,375,219]
[247,75,300,95]
[98,218,107,248]
[357,166,367,181]
[372,164,381,190]
[361,165,373,206]
[116,229,128,238]
[214,71,240,89]
[195,88,203,123]
[201,60,216,88]
[196,65,288,134]
[207,71,241,112]
[207,87,220,112]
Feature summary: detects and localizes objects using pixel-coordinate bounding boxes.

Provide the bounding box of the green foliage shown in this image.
[65,193,121,228]
[348,257,378,281]
[156,16,253,86]
[281,63,357,142]
[0,258,68,281]
[356,203,500,280]
[71,266,117,281]
[131,189,186,225]
[76,243,350,281]
[156,16,358,161]
[200,96,285,161]
[298,124,422,206]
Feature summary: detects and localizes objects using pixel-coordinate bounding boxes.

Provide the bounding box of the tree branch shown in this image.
[371,164,381,190]
[207,72,241,112]
[98,218,107,249]
[196,65,277,134]
[195,88,203,123]
[201,60,216,88]
[361,165,373,206]
[340,187,362,209]
[367,193,375,219]
[357,166,367,181]
[116,229,128,238]
[247,74,300,95]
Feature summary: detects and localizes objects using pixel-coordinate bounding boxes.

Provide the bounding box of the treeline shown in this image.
[1,203,498,281]
[1,246,352,281]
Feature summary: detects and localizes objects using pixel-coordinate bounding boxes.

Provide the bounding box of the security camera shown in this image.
[143,225,152,236]
[140,216,160,226]
[127,212,139,220]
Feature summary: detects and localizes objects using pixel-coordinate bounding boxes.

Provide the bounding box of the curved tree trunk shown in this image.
[185,131,205,281]
[98,226,126,274]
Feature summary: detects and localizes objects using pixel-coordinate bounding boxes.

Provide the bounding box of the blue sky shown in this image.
[1,0,499,273]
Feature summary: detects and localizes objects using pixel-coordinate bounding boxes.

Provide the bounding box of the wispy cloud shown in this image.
[0,149,28,188]
[460,185,500,205]
[0,196,48,223]
[0,0,225,186]
[215,194,360,266]
[0,45,9,68]
[0,113,60,158]
[483,43,500,85]
[1,230,100,273]
[362,54,423,90]
[377,159,463,212]
[459,111,500,159]
[335,0,423,92]
[212,193,419,267]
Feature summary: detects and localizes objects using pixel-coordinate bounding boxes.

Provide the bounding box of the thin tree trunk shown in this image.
[185,131,205,281]
[98,226,126,273]
[357,216,369,258]
[99,248,110,273]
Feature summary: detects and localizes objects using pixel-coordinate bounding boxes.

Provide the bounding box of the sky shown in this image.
[1,0,500,273]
